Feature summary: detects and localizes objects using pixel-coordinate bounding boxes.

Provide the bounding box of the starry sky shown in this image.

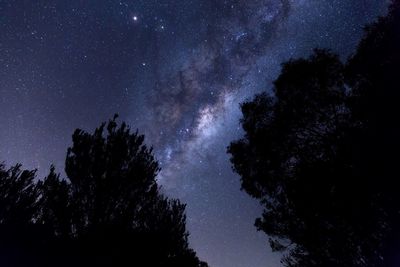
[0,1,390,267]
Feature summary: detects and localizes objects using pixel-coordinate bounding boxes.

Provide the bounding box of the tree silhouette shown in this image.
[0,116,207,267]
[346,1,400,265]
[0,164,51,266]
[228,2,400,266]
[0,164,39,225]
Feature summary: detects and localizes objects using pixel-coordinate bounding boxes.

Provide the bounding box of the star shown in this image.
[0,1,390,267]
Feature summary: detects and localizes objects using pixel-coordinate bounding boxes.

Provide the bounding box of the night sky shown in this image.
[0,1,390,267]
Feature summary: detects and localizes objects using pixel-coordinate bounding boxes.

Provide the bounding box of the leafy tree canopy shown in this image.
[0,116,207,267]
[228,2,400,266]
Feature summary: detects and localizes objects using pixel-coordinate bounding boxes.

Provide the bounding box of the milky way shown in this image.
[150,1,290,182]
[0,1,390,266]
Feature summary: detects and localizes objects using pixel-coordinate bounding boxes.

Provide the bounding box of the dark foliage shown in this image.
[228,2,400,267]
[0,116,207,267]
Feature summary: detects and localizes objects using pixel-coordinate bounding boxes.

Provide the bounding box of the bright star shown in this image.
[133,16,138,21]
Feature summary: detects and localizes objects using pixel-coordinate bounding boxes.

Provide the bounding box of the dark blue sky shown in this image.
[0,1,390,266]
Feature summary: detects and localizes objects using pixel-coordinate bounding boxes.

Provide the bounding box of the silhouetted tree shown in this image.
[37,166,71,238]
[228,2,400,266]
[0,116,207,267]
[59,115,206,266]
[0,164,47,266]
[346,1,400,265]
[0,164,39,225]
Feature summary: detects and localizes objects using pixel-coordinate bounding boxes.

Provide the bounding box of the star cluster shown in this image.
[0,1,389,267]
